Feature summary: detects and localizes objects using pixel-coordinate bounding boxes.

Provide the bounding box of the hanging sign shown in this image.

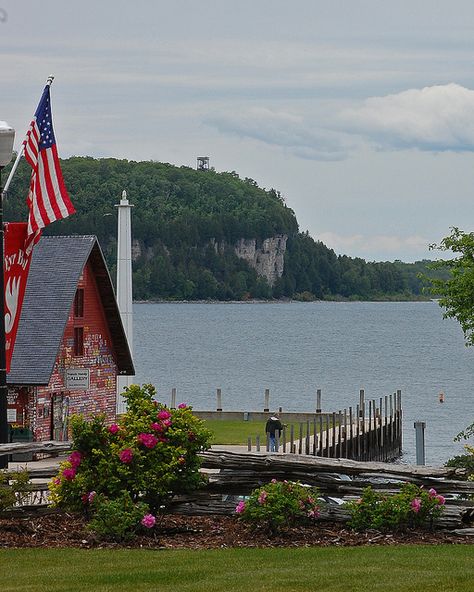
[4,223,33,373]
[65,368,90,390]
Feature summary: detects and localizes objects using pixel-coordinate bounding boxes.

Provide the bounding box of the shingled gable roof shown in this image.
[7,235,134,386]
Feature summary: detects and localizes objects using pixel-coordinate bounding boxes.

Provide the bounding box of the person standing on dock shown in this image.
[265,413,283,452]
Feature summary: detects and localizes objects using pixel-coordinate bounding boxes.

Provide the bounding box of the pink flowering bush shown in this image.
[347,484,446,531]
[236,480,321,534]
[49,383,212,528]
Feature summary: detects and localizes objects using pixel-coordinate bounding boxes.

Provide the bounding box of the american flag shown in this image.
[23,84,75,251]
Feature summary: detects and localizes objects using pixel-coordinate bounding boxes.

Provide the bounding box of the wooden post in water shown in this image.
[290,424,295,454]
[264,388,270,412]
[312,418,317,456]
[298,423,303,454]
[371,399,377,459]
[216,388,222,412]
[379,396,383,459]
[359,389,365,418]
[318,414,323,456]
[349,406,354,458]
[256,434,261,452]
[282,426,287,453]
[360,392,366,460]
[397,389,403,454]
[332,412,337,458]
[305,421,310,455]
[343,408,348,459]
[356,404,361,460]
[337,410,342,458]
[170,388,177,409]
[316,389,322,413]
[368,400,373,461]
[324,415,330,458]
[247,436,252,451]
[389,393,394,455]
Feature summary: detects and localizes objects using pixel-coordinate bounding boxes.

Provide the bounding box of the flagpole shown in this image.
[2,76,54,197]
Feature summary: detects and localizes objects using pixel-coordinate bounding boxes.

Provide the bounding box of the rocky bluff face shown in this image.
[233,235,287,286]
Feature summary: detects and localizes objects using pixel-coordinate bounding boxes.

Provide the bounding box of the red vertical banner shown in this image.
[4,223,32,372]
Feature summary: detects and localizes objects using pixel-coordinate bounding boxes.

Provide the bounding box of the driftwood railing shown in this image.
[252,389,403,462]
[171,451,474,533]
[1,444,473,533]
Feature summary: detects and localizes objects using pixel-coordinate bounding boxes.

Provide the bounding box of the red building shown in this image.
[6,235,134,441]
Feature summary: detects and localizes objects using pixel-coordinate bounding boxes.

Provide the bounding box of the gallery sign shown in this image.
[65,368,90,390]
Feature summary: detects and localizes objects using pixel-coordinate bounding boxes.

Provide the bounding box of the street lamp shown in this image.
[0,122,15,469]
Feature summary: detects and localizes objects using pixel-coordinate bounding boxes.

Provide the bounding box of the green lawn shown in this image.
[0,546,472,591]
[204,419,268,445]
[203,419,333,446]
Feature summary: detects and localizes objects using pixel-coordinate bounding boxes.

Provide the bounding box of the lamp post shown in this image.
[0,122,15,469]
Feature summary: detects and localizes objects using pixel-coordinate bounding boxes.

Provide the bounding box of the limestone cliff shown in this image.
[133,235,288,287]
[234,235,287,286]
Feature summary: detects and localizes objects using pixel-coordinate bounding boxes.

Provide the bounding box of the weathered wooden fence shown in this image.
[251,389,403,462]
[1,443,473,533]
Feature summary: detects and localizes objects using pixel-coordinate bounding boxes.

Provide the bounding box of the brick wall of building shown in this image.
[25,260,119,441]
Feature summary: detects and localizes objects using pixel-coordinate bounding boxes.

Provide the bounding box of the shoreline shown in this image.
[133,297,434,305]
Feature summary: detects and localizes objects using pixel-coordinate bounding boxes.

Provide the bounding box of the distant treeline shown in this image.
[3,156,444,301]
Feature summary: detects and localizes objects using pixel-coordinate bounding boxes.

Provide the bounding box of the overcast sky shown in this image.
[3,1,474,262]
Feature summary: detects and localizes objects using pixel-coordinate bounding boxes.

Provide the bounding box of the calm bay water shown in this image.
[133,301,474,466]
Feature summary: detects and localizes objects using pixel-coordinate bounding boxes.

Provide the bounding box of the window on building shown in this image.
[74,327,84,356]
[74,288,84,318]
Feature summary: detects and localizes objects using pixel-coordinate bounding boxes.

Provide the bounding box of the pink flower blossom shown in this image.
[271,479,277,484]
[62,468,76,481]
[436,494,446,506]
[88,491,96,503]
[137,433,159,449]
[81,493,89,505]
[53,478,61,486]
[411,498,422,513]
[258,490,268,505]
[428,488,437,498]
[150,422,163,432]
[157,409,171,420]
[307,509,320,519]
[235,501,246,514]
[68,451,82,468]
[119,448,134,464]
[141,513,156,529]
[178,403,187,409]
[162,419,172,428]
[108,424,119,435]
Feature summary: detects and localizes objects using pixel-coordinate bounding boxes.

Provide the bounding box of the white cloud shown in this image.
[337,83,474,152]
[317,231,431,262]
[206,107,350,161]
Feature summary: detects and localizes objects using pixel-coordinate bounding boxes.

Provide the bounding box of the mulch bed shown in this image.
[0,513,472,549]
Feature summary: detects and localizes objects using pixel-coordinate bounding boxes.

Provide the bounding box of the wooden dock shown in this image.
[249,389,403,462]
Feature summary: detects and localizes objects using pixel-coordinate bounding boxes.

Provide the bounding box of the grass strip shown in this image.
[0,545,472,592]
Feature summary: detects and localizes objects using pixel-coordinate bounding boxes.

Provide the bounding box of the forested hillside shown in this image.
[3,156,439,301]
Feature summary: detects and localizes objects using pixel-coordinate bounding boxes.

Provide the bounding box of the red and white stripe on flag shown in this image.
[23,84,75,252]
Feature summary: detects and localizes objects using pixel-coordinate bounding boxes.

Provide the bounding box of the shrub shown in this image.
[0,470,31,512]
[445,444,474,477]
[236,480,321,534]
[346,484,446,532]
[49,384,212,515]
[87,491,149,541]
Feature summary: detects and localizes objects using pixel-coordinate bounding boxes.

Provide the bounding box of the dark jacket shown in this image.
[265,416,283,437]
